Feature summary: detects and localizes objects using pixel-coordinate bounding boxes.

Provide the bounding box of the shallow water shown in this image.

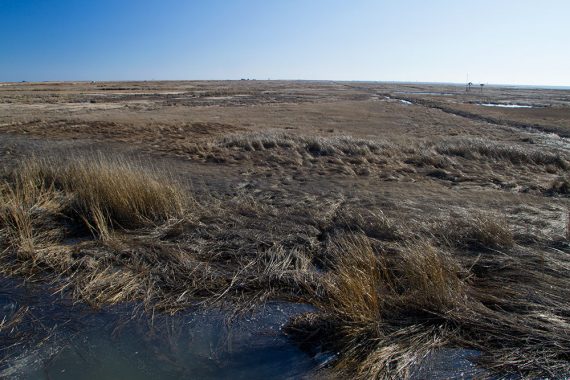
[479,103,534,108]
[411,348,487,379]
[0,278,317,380]
[0,277,493,379]
[394,91,454,96]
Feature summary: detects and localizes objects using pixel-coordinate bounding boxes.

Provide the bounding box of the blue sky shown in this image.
[1,0,569,85]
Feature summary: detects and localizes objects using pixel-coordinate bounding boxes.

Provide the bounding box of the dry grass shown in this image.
[216,132,570,174]
[0,155,317,310]
[435,137,568,168]
[433,211,515,250]
[179,131,400,176]
[285,210,570,379]
[0,154,190,303]
[221,130,394,157]
[0,173,66,253]
[8,155,188,238]
[64,156,186,230]
[547,175,570,196]
[287,234,467,379]
[1,151,569,379]
[177,132,570,201]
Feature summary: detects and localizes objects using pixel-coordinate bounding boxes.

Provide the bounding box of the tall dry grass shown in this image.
[433,211,515,250]
[286,208,570,379]
[220,131,394,157]
[0,172,66,253]
[8,155,188,239]
[294,234,467,379]
[0,154,190,281]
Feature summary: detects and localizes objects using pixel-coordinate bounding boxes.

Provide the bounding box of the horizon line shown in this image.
[2,79,570,89]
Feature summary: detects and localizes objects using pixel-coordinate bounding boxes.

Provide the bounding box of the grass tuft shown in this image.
[436,138,568,168]
[434,212,514,250]
[221,131,393,158]
[0,173,66,253]
[546,175,570,196]
[289,234,467,379]
[6,155,188,238]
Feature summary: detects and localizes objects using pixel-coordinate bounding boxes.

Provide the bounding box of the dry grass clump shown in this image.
[314,204,404,242]
[0,154,190,296]
[433,211,515,250]
[303,135,390,157]
[11,155,188,238]
[172,131,403,176]
[0,173,67,254]
[454,244,570,377]
[287,217,570,378]
[195,131,403,177]
[222,130,296,151]
[322,235,466,320]
[221,131,393,157]
[435,137,568,168]
[403,149,450,169]
[546,175,570,196]
[287,234,467,379]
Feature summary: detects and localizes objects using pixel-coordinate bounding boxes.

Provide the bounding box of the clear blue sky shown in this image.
[1,0,569,85]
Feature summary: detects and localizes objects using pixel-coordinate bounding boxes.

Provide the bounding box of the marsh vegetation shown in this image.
[0,81,569,379]
[1,148,569,379]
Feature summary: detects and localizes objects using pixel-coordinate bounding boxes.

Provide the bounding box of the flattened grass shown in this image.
[286,213,570,379]
[1,151,569,379]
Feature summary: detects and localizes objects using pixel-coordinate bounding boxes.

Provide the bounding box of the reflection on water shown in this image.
[479,103,534,108]
[394,91,454,96]
[0,277,492,380]
[411,348,487,379]
[0,278,316,380]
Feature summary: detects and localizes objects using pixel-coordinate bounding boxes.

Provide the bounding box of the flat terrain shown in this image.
[0,80,569,379]
[1,81,568,226]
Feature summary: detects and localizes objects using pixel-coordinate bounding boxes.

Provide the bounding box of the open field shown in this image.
[0,80,569,379]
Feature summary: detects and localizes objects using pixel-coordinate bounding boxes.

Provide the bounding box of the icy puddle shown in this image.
[0,277,492,379]
[0,278,317,380]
